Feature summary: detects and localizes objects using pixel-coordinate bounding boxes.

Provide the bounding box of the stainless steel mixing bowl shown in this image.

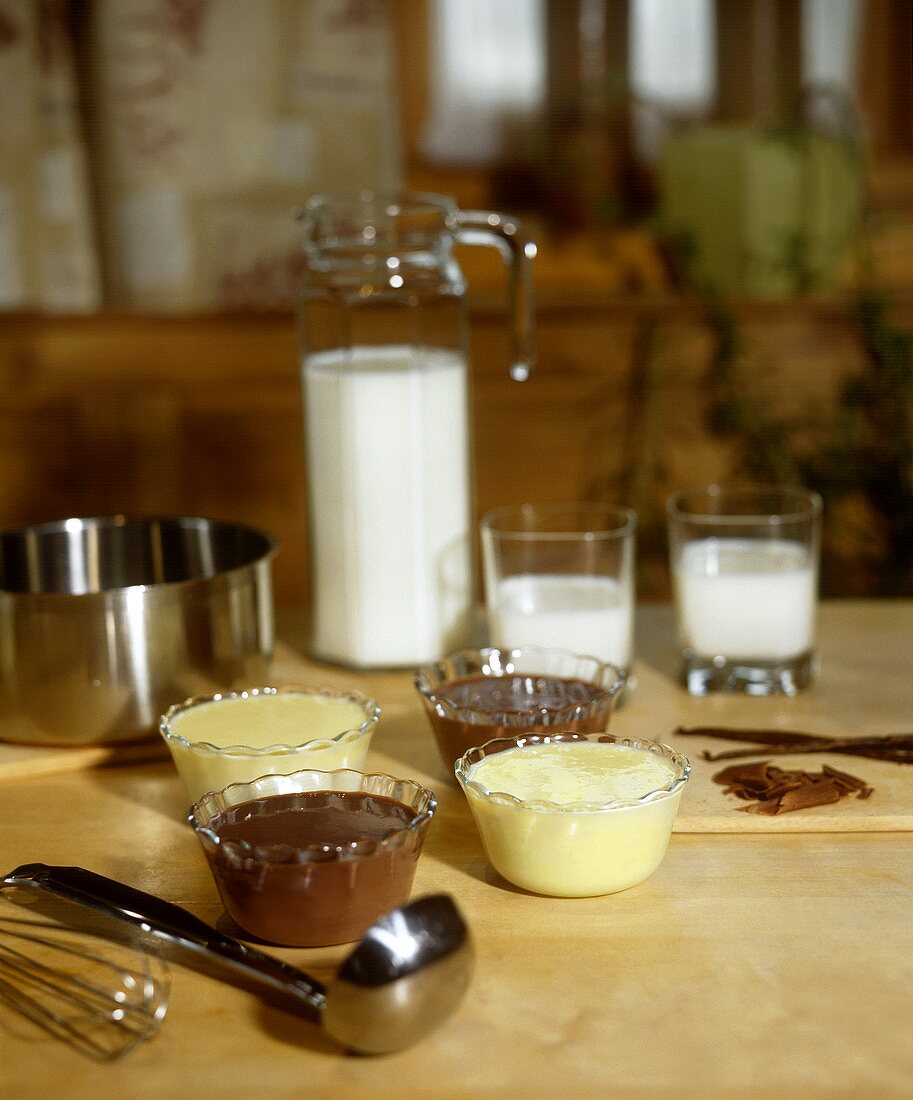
[0,516,277,746]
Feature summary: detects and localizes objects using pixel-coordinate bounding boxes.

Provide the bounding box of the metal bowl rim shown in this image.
[0,514,278,597]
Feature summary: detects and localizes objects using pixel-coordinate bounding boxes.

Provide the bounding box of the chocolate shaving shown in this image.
[675,726,913,765]
[711,761,874,815]
[776,779,842,813]
[821,764,871,793]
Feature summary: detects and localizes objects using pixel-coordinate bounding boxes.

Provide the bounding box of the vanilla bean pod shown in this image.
[675,727,913,765]
[701,744,913,763]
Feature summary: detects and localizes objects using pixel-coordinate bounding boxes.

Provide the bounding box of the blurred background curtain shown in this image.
[421,0,546,165]
[0,0,400,312]
[0,0,101,312]
[0,0,905,310]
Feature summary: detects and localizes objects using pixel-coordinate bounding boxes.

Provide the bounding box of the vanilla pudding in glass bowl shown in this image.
[160,685,379,803]
[456,732,690,897]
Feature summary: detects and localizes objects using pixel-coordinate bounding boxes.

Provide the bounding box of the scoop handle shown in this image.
[3,863,326,1020]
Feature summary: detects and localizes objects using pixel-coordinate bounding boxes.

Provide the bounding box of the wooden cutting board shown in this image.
[2,603,911,832]
[669,734,911,832]
[612,602,913,832]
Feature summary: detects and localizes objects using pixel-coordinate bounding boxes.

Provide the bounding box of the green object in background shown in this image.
[801,132,863,291]
[660,126,861,297]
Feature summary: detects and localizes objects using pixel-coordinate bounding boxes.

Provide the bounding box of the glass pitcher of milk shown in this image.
[298,192,535,668]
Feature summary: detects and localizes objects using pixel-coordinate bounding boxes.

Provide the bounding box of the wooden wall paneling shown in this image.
[2,300,913,601]
[0,398,81,521]
[470,308,640,513]
[0,314,310,601]
[75,389,179,513]
[179,386,307,603]
[860,0,913,157]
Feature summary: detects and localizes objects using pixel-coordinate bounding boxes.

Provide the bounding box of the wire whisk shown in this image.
[0,905,170,1062]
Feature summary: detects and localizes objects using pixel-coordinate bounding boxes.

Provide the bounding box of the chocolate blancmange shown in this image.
[427,674,609,768]
[415,647,626,774]
[191,772,436,947]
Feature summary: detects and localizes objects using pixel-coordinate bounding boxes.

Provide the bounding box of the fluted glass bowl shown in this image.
[414,646,625,772]
[455,732,690,897]
[160,685,379,802]
[191,768,436,946]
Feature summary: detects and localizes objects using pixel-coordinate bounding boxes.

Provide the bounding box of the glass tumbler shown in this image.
[480,503,637,671]
[667,484,823,695]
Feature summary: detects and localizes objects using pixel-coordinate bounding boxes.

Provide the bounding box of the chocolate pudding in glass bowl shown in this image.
[190,768,436,947]
[414,645,626,775]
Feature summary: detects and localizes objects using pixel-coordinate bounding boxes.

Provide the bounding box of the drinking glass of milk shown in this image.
[297,193,535,668]
[480,504,637,671]
[666,484,822,696]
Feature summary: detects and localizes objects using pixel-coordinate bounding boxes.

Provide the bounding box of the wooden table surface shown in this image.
[2,602,912,1097]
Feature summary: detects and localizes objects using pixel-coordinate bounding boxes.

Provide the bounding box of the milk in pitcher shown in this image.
[303,345,472,667]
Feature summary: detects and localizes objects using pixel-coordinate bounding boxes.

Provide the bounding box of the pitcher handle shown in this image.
[455,210,537,382]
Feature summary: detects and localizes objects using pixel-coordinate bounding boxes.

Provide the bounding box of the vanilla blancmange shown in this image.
[161,690,378,802]
[170,692,367,748]
[457,739,688,897]
[470,742,675,803]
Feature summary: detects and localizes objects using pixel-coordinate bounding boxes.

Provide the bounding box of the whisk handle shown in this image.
[4,863,327,1020]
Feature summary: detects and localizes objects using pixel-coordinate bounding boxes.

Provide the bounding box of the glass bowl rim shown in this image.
[189,766,436,862]
[414,646,626,725]
[160,685,380,757]
[455,732,691,813]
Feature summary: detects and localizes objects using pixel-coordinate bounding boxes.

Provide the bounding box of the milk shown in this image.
[673,538,816,659]
[487,573,633,668]
[302,345,472,667]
